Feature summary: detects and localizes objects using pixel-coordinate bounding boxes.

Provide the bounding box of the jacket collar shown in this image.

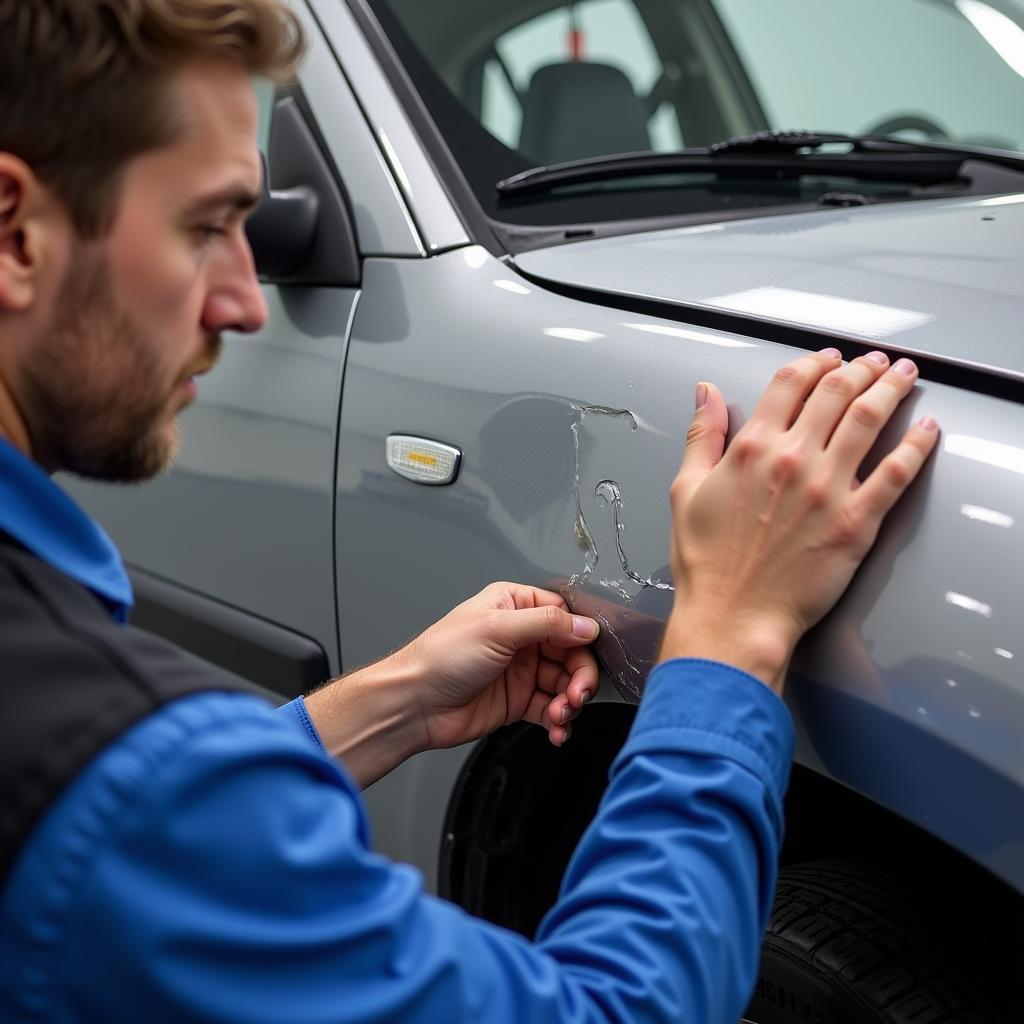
[0,440,132,622]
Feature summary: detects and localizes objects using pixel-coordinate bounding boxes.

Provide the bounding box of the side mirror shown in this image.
[245,95,361,286]
[246,162,318,279]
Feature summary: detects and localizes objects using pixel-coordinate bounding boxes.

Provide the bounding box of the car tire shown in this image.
[742,861,1002,1024]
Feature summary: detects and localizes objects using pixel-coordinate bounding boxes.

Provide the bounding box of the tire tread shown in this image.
[753,862,1002,1024]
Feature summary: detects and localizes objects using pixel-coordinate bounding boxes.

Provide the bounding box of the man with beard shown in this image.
[0,2,938,1021]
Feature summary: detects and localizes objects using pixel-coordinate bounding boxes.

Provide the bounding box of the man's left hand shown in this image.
[304,583,600,789]
[403,582,600,751]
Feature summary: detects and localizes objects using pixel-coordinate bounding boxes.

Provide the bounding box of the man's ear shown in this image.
[0,153,56,314]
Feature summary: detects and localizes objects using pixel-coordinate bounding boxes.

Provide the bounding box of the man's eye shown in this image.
[195,225,228,244]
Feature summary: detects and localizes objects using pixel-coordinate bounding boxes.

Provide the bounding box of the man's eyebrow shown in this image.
[184,186,261,217]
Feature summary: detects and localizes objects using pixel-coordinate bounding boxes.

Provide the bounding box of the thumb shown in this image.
[679,381,729,490]
[496,605,600,651]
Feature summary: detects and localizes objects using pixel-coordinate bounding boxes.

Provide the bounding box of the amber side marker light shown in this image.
[386,435,462,485]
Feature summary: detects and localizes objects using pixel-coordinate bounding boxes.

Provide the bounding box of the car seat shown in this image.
[518,61,652,165]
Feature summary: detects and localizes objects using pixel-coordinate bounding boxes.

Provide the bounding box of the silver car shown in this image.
[71,0,1024,1020]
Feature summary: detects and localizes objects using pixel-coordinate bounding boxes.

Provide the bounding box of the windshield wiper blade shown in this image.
[496,130,1024,196]
[710,129,931,154]
[710,129,1024,167]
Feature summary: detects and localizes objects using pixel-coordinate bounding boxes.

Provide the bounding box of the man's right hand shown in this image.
[660,348,939,692]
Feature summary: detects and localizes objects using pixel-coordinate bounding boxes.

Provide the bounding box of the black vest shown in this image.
[0,536,254,881]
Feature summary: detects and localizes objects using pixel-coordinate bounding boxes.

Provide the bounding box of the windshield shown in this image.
[368,0,1024,228]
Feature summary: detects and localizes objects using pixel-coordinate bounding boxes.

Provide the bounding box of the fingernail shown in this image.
[695,383,708,409]
[580,689,593,705]
[560,705,571,724]
[893,358,916,376]
[819,347,842,359]
[918,415,938,431]
[573,616,598,639]
[866,351,889,365]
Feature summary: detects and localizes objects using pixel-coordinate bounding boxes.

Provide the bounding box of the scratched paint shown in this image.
[565,403,639,603]
[593,479,673,600]
[562,403,673,699]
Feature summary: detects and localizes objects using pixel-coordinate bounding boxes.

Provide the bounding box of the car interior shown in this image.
[367,0,1024,233]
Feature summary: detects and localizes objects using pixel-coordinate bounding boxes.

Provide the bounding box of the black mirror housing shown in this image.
[246,95,361,287]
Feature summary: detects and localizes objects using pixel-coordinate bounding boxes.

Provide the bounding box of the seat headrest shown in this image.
[518,61,652,166]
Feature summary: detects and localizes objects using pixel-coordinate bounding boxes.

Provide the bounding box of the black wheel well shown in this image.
[440,699,1023,982]
[439,702,636,936]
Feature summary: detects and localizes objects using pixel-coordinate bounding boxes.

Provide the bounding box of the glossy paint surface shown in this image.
[337,248,1024,893]
[516,194,1024,377]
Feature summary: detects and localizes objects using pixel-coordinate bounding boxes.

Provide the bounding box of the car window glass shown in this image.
[255,77,275,154]
[480,0,684,154]
[373,0,1024,230]
[714,0,1024,149]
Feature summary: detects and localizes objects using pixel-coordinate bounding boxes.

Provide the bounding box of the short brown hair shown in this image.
[0,0,304,237]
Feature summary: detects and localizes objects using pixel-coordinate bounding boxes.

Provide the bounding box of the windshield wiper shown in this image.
[496,130,1024,196]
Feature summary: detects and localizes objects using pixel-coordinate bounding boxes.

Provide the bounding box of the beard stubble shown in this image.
[21,247,220,483]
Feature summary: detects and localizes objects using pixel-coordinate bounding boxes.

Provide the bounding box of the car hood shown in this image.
[513,194,1024,381]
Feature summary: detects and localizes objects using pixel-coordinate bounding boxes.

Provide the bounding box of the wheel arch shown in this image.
[439,701,1024,954]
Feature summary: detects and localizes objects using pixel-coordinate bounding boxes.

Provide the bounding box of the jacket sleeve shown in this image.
[38,662,791,1024]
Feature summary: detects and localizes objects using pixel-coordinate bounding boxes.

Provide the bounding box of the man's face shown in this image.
[19,61,266,481]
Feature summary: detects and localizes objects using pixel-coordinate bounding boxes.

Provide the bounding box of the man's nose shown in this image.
[201,233,268,336]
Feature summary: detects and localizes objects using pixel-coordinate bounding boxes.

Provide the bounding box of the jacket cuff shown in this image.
[276,695,330,759]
